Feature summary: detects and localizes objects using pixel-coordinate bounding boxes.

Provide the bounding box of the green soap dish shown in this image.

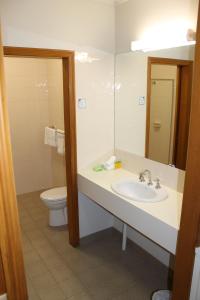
[93,165,104,172]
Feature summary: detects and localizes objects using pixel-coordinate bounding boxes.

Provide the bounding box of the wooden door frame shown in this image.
[145,57,193,168]
[0,45,79,299]
[3,46,80,248]
[174,63,193,170]
[172,2,200,299]
[0,34,28,299]
[0,250,6,296]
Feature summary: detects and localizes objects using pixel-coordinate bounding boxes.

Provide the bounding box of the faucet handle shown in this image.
[139,172,145,182]
[154,178,161,189]
[148,178,153,186]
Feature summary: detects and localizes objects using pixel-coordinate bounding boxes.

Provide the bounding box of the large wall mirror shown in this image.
[114,46,195,170]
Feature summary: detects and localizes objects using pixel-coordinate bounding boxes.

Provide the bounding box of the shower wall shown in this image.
[5,57,65,195]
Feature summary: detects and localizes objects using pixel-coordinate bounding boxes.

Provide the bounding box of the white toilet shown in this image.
[40,186,68,227]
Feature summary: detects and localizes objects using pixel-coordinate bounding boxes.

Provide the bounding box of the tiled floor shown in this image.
[18,191,169,300]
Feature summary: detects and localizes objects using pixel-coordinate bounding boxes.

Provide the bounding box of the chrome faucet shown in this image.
[139,169,153,186]
[139,172,145,182]
[155,178,161,189]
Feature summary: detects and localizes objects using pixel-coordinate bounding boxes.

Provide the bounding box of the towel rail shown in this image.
[49,126,65,134]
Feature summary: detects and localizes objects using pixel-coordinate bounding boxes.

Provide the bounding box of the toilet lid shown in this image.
[40,187,67,201]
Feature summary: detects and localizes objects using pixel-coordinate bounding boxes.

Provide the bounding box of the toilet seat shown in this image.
[40,187,67,204]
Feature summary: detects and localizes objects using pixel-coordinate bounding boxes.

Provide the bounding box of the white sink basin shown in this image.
[111,179,168,203]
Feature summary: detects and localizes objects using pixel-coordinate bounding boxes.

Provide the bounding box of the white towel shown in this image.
[56,130,65,155]
[44,127,57,147]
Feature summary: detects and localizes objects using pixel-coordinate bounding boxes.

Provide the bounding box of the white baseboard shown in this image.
[114,218,174,267]
[0,294,7,300]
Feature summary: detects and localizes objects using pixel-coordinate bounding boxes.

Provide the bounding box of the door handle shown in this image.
[153,121,161,129]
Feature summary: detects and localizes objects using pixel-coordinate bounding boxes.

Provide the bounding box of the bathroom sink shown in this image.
[111,179,168,203]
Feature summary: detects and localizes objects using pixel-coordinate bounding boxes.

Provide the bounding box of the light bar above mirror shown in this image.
[131,22,196,52]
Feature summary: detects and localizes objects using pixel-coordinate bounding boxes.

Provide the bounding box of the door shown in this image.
[0,29,28,299]
[148,79,175,164]
[146,58,193,170]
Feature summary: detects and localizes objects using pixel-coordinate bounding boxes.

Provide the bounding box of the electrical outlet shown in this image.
[139,96,145,105]
[78,98,87,109]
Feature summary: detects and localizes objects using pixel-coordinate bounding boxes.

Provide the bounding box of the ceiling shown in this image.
[94,0,128,6]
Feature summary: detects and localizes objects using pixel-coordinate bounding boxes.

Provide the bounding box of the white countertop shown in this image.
[78,167,183,254]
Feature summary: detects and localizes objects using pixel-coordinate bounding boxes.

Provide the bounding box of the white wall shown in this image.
[79,193,114,238]
[47,60,66,188]
[0,0,115,170]
[5,58,67,194]
[115,51,147,156]
[76,52,114,169]
[0,0,115,235]
[0,0,115,53]
[115,0,199,53]
[4,58,53,194]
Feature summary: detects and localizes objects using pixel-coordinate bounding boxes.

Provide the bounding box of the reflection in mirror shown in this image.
[115,46,195,171]
[146,58,193,170]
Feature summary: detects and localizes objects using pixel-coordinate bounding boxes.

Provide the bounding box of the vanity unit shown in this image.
[78,166,182,255]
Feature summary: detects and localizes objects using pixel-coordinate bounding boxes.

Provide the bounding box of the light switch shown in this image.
[78,98,87,109]
[139,96,145,105]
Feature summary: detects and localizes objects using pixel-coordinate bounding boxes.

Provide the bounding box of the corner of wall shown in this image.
[78,192,114,238]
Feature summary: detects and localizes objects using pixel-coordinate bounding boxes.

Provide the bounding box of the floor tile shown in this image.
[87,282,123,300]
[68,291,93,300]
[58,276,88,299]
[26,259,49,279]
[18,191,169,300]
[38,285,66,300]
[31,273,57,293]
[49,264,75,283]
[27,279,41,300]
[24,250,41,265]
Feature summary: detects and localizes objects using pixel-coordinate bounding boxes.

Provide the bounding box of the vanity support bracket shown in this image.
[122,223,127,251]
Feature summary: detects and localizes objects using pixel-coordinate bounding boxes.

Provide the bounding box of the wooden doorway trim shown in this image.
[0,34,28,299]
[145,57,193,169]
[3,46,80,247]
[172,2,200,299]
[0,250,6,296]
